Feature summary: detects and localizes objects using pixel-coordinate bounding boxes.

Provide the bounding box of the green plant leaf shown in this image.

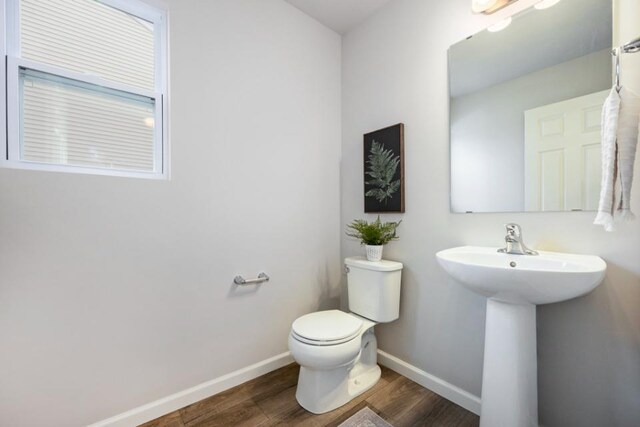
[346,215,402,246]
[365,140,401,205]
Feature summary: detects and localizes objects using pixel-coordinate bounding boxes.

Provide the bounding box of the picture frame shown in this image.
[363,123,405,213]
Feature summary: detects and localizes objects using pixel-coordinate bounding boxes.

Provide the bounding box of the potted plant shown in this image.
[346,216,401,261]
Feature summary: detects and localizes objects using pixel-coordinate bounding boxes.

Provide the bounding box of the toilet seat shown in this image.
[292,310,363,346]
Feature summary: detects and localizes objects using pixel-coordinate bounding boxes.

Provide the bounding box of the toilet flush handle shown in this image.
[344,265,350,274]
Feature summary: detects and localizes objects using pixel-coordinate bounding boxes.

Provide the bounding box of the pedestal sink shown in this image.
[436,246,606,427]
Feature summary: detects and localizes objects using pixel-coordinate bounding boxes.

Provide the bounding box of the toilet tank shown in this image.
[345,256,403,323]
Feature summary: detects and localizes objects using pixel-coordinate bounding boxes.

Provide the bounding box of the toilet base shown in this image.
[295,330,380,414]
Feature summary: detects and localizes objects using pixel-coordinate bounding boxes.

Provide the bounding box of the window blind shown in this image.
[20,0,155,91]
[21,69,156,172]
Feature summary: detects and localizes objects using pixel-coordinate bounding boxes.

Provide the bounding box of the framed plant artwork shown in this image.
[363,123,405,213]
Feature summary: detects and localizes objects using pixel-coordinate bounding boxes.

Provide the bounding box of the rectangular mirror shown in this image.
[449,0,612,213]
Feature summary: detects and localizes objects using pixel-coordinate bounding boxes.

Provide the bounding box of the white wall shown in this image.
[451,49,611,213]
[0,0,341,425]
[341,0,640,426]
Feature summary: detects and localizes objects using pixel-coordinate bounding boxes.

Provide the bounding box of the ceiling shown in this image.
[284,0,394,34]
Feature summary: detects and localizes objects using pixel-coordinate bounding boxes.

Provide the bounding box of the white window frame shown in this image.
[1,0,169,179]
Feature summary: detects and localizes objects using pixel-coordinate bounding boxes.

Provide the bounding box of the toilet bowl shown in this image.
[288,257,403,414]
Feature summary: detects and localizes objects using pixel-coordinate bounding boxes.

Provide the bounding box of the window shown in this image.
[1,0,168,178]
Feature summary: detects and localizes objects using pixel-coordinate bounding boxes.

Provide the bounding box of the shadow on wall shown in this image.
[225,261,340,309]
[316,261,341,311]
[537,262,640,427]
[385,265,421,356]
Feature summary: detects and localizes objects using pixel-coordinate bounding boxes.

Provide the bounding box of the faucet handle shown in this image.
[505,223,521,237]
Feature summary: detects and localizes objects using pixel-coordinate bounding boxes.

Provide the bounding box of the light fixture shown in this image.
[471,0,498,13]
[534,0,561,10]
[471,0,517,15]
[487,17,512,32]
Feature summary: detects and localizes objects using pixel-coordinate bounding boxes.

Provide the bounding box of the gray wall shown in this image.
[341,0,640,426]
[0,0,342,425]
[451,49,612,213]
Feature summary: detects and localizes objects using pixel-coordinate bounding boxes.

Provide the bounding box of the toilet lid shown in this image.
[292,310,363,344]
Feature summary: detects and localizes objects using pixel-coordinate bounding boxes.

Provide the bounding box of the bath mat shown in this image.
[338,407,392,427]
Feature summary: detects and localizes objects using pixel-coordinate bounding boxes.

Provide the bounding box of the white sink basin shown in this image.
[436,245,606,427]
[436,246,606,305]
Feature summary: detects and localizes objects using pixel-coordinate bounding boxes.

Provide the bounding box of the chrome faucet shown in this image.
[498,223,538,255]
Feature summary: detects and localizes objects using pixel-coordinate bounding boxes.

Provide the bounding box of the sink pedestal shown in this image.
[481,299,537,427]
[436,246,607,427]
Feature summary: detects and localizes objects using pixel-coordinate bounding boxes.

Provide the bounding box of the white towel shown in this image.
[617,91,640,219]
[594,87,621,231]
[594,87,640,231]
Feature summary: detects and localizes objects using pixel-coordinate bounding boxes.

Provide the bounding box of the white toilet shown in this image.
[288,256,403,414]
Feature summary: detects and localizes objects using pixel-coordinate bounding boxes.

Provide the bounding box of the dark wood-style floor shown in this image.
[140,363,479,427]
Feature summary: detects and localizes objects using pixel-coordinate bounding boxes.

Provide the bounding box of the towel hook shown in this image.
[613,47,622,93]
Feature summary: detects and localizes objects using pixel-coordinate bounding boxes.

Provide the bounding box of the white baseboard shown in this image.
[88,348,480,426]
[377,350,481,415]
[88,352,294,427]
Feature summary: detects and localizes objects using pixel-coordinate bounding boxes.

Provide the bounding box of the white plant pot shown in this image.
[365,245,383,262]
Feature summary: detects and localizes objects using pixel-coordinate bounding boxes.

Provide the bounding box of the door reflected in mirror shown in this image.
[449,0,612,213]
